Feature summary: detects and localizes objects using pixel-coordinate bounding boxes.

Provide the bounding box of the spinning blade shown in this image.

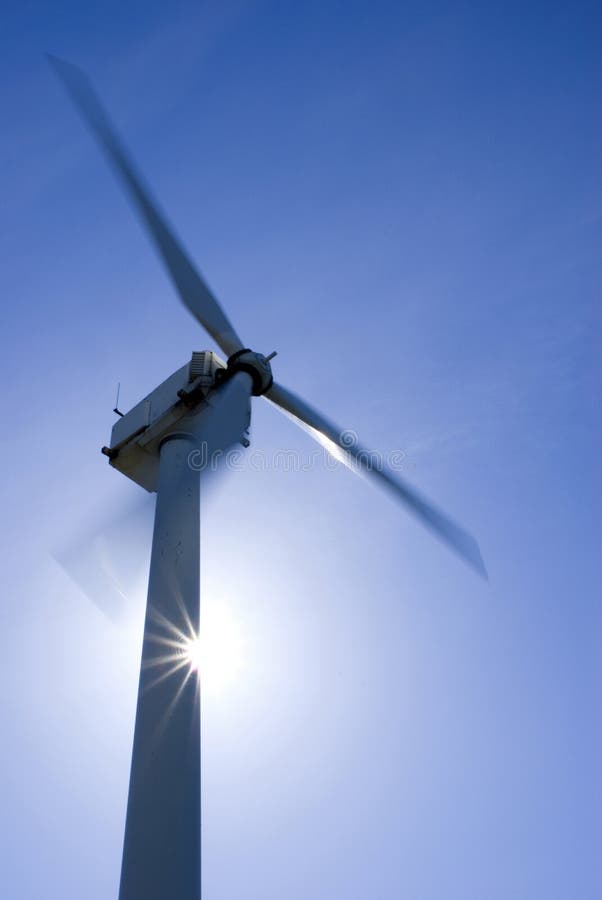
[266,382,487,578]
[53,494,154,622]
[49,55,244,358]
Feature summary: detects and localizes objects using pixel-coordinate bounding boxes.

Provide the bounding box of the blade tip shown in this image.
[46,52,70,74]
[468,542,489,581]
[46,53,88,90]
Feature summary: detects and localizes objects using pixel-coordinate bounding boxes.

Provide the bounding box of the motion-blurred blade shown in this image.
[48,55,244,359]
[53,494,154,622]
[265,382,487,578]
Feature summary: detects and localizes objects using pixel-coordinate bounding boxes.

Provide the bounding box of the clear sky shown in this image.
[1,2,600,898]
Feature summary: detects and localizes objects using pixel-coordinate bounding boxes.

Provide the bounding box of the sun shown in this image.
[181,605,244,695]
[143,600,245,699]
[182,636,202,672]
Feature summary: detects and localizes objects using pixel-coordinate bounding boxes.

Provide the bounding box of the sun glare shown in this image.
[183,636,202,672]
[199,606,244,695]
[179,606,244,695]
[144,600,245,701]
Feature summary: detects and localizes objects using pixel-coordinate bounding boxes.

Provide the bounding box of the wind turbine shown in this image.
[50,57,486,900]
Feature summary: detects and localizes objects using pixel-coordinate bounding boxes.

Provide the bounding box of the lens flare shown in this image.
[182,636,202,672]
[142,600,245,702]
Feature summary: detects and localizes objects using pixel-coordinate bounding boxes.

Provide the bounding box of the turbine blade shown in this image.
[48,55,244,359]
[52,494,154,622]
[265,382,487,579]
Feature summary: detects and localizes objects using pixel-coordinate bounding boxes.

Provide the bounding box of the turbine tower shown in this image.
[50,57,486,900]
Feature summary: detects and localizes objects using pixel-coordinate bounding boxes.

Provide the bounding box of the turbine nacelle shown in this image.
[101,351,252,492]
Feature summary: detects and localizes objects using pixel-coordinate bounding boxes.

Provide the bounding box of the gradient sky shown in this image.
[1,2,600,898]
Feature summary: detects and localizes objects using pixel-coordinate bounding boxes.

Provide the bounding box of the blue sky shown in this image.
[1,2,600,898]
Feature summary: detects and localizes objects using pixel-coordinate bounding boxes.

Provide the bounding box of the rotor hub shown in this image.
[225,348,275,396]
